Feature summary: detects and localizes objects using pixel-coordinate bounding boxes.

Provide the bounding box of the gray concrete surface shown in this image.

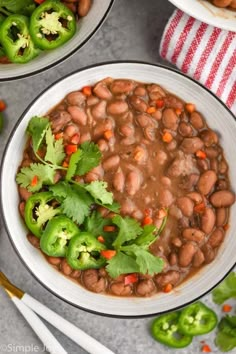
[0,1,235,354]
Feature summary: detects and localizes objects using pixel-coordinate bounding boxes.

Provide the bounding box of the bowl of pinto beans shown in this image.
[1,61,236,317]
[0,0,114,81]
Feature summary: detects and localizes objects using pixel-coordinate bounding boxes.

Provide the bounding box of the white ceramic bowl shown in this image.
[1,62,236,317]
[0,1,114,81]
[169,0,236,32]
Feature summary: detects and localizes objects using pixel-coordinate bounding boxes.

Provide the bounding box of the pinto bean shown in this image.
[197,158,209,171]
[169,205,182,219]
[93,82,112,100]
[86,95,99,106]
[197,170,217,195]
[154,270,180,287]
[120,136,136,146]
[19,202,25,218]
[126,171,142,196]
[66,91,86,106]
[91,100,107,119]
[119,123,134,137]
[190,111,204,129]
[110,79,135,94]
[27,234,40,248]
[113,169,125,192]
[178,242,197,267]
[200,130,219,147]
[147,84,166,98]
[162,108,179,130]
[202,244,215,264]
[136,279,156,296]
[103,155,120,171]
[85,165,104,183]
[51,111,71,133]
[152,110,162,120]
[213,0,232,7]
[166,139,177,151]
[93,118,113,138]
[210,190,235,208]
[216,208,227,226]
[70,270,81,279]
[161,176,172,188]
[110,282,132,296]
[210,159,218,173]
[136,113,153,128]
[82,269,106,293]
[179,174,199,190]
[180,137,204,154]
[205,147,219,158]
[120,198,136,215]
[187,192,203,204]
[208,228,225,248]
[107,100,128,115]
[130,96,148,112]
[178,122,193,137]
[219,159,228,174]
[132,209,144,220]
[46,256,62,266]
[64,124,78,138]
[78,0,92,16]
[171,237,182,247]
[80,132,91,143]
[67,106,87,126]
[182,228,205,243]
[169,253,178,266]
[176,197,194,217]
[156,150,168,165]
[216,179,228,191]
[201,208,216,234]
[97,139,109,152]
[159,189,174,207]
[134,86,147,96]
[60,259,73,276]
[193,250,205,267]
[19,187,32,201]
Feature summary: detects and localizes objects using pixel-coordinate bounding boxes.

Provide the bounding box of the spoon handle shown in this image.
[12,297,67,354]
[22,293,115,354]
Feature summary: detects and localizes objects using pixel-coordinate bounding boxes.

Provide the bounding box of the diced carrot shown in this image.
[54,132,63,140]
[146,106,156,114]
[30,175,38,187]
[223,223,230,231]
[134,149,145,161]
[101,250,116,260]
[201,344,212,353]
[162,131,173,143]
[163,283,173,293]
[144,208,152,217]
[196,150,207,159]
[65,144,77,155]
[194,202,205,214]
[185,103,195,113]
[156,208,167,219]
[104,130,114,140]
[34,0,46,3]
[124,274,138,285]
[103,225,116,232]
[82,86,92,96]
[142,216,153,226]
[175,108,182,116]
[222,304,232,312]
[156,99,165,108]
[71,133,80,145]
[0,100,6,112]
[62,160,69,168]
[97,236,105,243]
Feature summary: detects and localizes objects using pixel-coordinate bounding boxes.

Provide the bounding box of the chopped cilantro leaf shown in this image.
[212,272,236,304]
[106,251,139,278]
[44,126,65,166]
[27,116,49,153]
[215,315,236,352]
[112,215,142,249]
[75,142,102,176]
[16,163,55,192]
[135,224,157,248]
[85,181,113,205]
[66,149,82,181]
[49,181,93,224]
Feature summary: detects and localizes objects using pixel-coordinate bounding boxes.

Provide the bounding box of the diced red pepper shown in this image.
[30,175,38,187]
[142,216,153,226]
[54,132,63,140]
[124,274,138,285]
[185,103,195,113]
[146,106,156,114]
[175,108,182,116]
[103,225,116,232]
[156,99,165,109]
[82,86,92,96]
[222,304,232,312]
[223,223,230,231]
[194,202,205,214]
[201,344,212,352]
[163,283,173,293]
[101,250,116,260]
[0,100,6,112]
[65,144,77,155]
[104,130,114,140]
[97,235,105,243]
[34,0,46,4]
[196,150,207,159]
[62,160,69,168]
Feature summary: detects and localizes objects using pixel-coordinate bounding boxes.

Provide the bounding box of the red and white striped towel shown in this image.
[160,10,236,115]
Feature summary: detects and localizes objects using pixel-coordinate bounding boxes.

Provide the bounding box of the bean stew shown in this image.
[16,78,235,297]
[209,0,236,9]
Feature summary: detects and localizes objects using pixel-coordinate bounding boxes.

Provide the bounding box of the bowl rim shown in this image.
[168,0,236,32]
[1,60,235,318]
[0,0,115,82]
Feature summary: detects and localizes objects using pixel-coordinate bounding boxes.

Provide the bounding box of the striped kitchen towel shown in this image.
[160,10,236,115]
